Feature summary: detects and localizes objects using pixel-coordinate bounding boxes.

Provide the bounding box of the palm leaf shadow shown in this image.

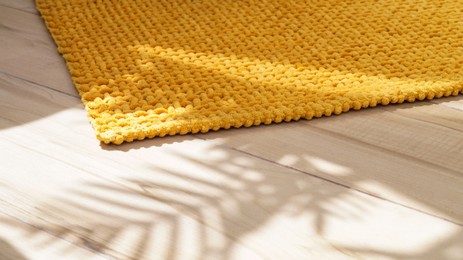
[1,142,462,259]
[0,146,371,259]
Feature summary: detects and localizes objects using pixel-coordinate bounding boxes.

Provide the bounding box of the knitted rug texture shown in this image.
[37,0,463,144]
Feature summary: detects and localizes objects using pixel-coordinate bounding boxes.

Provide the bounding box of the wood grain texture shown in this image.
[0,0,38,13]
[0,213,106,260]
[206,99,463,224]
[0,5,76,96]
[1,0,463,259]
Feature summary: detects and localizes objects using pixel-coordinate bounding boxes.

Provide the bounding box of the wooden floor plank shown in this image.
[0,0,37,14]
[437,98,463,112]
[205,101,463,224]
[0,5,76,96]
[0,213,107,260]
[311,101,463,173]
[2,73,463,259]
[391,98,463,132]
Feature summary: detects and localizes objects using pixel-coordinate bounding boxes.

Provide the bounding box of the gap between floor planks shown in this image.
[0,212,110,260]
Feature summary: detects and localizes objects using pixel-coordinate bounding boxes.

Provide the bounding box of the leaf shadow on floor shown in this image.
[0,237,27,260]
[2,136,463,259]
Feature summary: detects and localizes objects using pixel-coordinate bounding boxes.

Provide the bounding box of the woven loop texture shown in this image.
[37,0,463,144]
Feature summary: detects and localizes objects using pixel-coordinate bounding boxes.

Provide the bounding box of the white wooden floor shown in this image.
[1,1,463,259]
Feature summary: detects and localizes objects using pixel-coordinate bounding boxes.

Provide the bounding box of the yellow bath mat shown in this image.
[37,0,463,144]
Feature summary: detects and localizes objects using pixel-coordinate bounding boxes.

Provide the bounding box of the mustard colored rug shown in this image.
[37,0,463,144]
